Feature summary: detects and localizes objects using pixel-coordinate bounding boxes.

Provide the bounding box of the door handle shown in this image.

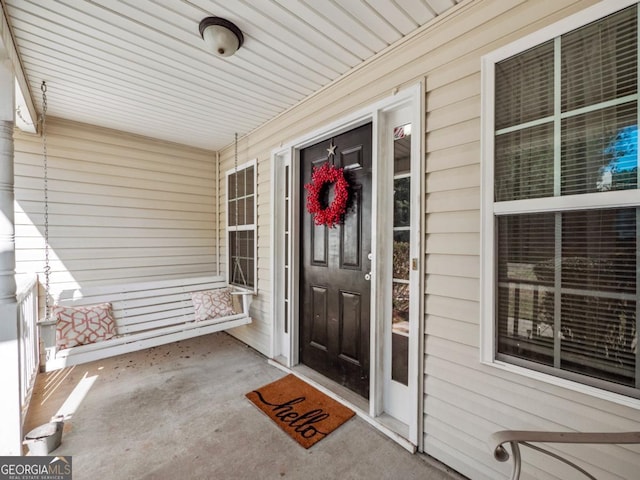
[364,272,372,281]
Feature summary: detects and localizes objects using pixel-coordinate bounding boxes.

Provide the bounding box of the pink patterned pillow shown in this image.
[54,303,116,349]
[191,288,238,321]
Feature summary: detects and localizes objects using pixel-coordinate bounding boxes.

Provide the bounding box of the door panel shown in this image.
[312,224,328,265]
[310,286,328,350]
[300,123,372,398]
[340,185,361,269]
[339,291,361,363]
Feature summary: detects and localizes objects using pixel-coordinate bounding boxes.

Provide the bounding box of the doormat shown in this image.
[246,374,355,449]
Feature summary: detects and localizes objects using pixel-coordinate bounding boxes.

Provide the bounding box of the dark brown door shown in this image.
[300,123,372,398]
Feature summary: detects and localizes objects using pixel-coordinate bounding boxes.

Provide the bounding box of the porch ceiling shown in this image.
[2,0,461,151]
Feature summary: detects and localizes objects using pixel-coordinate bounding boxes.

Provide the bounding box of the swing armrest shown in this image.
[230,288,254,315]
[37,318,57,327]
[229,288,253,295]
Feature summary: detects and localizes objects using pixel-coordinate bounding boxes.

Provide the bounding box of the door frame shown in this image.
[270,83,424,447]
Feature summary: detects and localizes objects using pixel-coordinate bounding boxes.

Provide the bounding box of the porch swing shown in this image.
[37,82,252,372]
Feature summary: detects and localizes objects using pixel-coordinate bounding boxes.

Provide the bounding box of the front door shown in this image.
[299,123,372,398]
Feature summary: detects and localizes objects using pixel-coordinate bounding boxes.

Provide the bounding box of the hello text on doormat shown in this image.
[245,374,355,448]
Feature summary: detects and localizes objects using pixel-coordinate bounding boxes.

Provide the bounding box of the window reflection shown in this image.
[563,104,638,195]
[394,178,411,227]
[391,124,411,385]
[497,209,637,387]
[393,231,410,281]
[597,124,638,191]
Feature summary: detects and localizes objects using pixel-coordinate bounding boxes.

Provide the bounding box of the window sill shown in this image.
[481,358,640,411]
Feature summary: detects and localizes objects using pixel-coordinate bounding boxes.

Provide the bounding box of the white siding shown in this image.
[217,0,640,478]
[422,1,640,479]
[16,0,629,476]
[14,117,218,299]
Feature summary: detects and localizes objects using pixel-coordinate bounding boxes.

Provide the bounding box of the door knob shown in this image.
[364,272,372,281]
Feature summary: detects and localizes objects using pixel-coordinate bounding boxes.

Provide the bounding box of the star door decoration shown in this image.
[327,141,337,158]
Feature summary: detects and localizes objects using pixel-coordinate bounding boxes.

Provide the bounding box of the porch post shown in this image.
[0,48,21,455]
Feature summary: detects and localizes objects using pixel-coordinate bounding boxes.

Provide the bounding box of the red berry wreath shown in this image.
[304,163,349,228]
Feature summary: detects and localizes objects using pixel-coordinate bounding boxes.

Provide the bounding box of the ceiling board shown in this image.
[3,0,461,150]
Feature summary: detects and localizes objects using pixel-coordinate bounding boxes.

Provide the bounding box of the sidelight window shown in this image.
[391,123,412,385]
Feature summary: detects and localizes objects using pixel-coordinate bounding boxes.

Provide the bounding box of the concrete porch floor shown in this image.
[24,332,466,480]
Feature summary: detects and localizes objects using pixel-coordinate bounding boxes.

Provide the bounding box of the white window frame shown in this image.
[226,158,257,291]
[480,0,640,408]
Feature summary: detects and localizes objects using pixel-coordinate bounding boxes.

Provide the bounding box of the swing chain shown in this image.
[41,81,51,321]
[232,133,246,286]
[235,133,239,232]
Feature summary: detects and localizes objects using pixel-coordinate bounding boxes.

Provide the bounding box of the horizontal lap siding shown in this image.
[422,1,640,479]
[14,118,218,299]
[216,0,638,478]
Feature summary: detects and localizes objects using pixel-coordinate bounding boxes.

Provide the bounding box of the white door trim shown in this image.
[270,83,423,446]
[379,105,422,442]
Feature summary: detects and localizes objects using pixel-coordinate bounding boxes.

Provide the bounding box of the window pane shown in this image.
[392,125,411,387]
[495,41,554,129]
[235,198,246,225]
[246,258,255,288]
[247,230,255,257]
[236,169,246,197]
[495,123,554,201]
[394,125,411,174]
[246,166,255,195]
[238,230,248,257]
[561,293,636,386]
[561,103,637,195]
[394,178,410,227]
[562,6,637,112]
[229,230,255,288]
[392,281,409,385]
[560,208,636,386]
[285,198,289,230]
[245,194,255,225]
[392,282,410,331]
[228,199,237,227]
[285,165,289,196]
[229,231,237,259]
[231,258,247,286]
[562,209,636,293]
[497,214,556,367]
[393,230,410,281]
[498,209,638,388]
[247,230,255,259]
[228,173,237,201]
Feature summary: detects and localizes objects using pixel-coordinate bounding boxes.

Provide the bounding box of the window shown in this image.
[391,123,412,386]
[227,161,256,289]
[483,3,639,399]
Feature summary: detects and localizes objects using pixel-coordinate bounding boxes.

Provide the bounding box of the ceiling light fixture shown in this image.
[199,16,244,58]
